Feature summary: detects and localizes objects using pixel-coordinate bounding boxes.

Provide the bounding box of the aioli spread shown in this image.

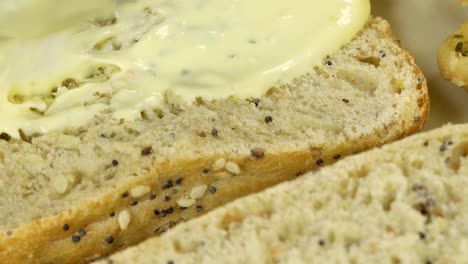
[0,0,370,138]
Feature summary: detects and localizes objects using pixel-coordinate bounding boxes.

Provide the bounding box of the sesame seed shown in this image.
[6,231,12,236]
[78,228,86,237]
[162,180,173,190]
[250,148,265,160]
[112,160,119,167]
[154,209,160,216]
[378,50,386,57]
[167,207,174,214]
[196,205,203,212]
[212,158,226,171]
[160,210,167,217]
[150,194,157,200]
[177,198,196,208]
[425,261,433,264]
[141,146,153,156]
[164,195,170,202]
[211,129,219,137]
[342,99,350,104]
[167,261,175,264]
[414,116,421,122]
[440,144,447,152]
[316,159,324,166]
[190,185,208,199]
[202,168,210,174]
[121,192,129,198]
[63,224,70,231]
[333,154,341,160]
[418,232,426,240]
[447,140,453,145]
[130,185,151,198]
[423,141,429,147]
[106,236,114,244]
[264,116,273,123]
[130,200,138,206]
[176,178,183,185]
[71,235,81,243]
[118,210,131,231]
[252,98,260,107]
[225,161,241,175]
[325,60,333,66]
[109,212,115,217]
[209,186,217,194]
[318,239,325,246]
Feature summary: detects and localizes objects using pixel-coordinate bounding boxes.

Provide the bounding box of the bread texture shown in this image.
[97,124,468,264]
[0,17,429,264]
[438,22,468,90]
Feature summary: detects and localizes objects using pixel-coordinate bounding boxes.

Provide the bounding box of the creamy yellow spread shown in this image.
[0,0,370,138]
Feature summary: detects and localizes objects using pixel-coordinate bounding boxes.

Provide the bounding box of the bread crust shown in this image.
[0,17,429,264]
[99,123,468,264]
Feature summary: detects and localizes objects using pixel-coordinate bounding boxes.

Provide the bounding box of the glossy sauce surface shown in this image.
[0,0,370,137]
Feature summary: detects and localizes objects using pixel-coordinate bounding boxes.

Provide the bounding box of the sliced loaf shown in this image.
[0,17,428,264]
[98,124,468,264]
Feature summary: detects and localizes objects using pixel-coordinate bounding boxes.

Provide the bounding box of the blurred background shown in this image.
[372,0,468,130]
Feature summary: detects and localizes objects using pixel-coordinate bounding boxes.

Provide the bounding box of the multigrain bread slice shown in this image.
[438,22,468,90]
[0,17,428,264]
[97,124,468,264]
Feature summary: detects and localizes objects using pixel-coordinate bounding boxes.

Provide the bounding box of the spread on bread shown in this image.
[0,0,370,138]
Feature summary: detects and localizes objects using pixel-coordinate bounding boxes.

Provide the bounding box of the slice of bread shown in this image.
[97,124,468,264]
[438,22,468,90]
[0,17,428,264]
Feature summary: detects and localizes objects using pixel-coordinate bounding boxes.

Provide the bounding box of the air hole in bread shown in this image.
[219,209,245,231]
[391,256,402,264]
[172,239,184,253]
[124,127,141,136]
[417,97,425,108]
[313,200,324,211]
[382,187,396,212]
[443,182,462,203]
[410,160,423,170]
[197,131,207,138]
[153,108,165,119]
[356,56,381,67]
[391,78,404,94]
[327,230,336,244]
[140,111,150,121]
[348,166,368,178]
